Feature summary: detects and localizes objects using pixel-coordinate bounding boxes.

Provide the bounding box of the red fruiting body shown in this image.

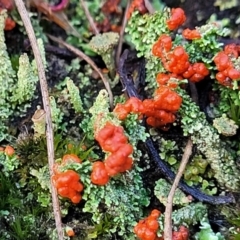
[52,170,84,204]
[127,0,148,19]
[152,34,172,57]
[4,145,15,156]
[95,122,134,178]
[90,161,109,185]
[166,8,186,30]
[133,209,162,240]
[172,226,189,240]
[182,28,201,40]
[213,44,240,85]
[154,86,182,112]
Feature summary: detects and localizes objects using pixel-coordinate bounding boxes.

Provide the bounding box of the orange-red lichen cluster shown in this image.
[152,34,209,83]
[182,28,201,40]
[127,0,148,19]
[52,154,84,204]
[134,209,162,240]
[166,8,186,30]
[134,209,189,240]
[114,86,182,128]
[0,145,15,156]
[0,0,16,31]
[92,122,133,182]
[213,43,240,86]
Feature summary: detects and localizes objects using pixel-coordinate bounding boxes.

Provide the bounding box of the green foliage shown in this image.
[0,151,20,176]
[184,155,208,182]
[123,114,149,148]
[154,178,192,206]
[11,53,38,107]
[30,165,51,207]
[66,0,104,53]
[82,168,149,239]
[66,77,83,113]
[178,87,240,191]
[159,138,178,165]
[194,218,225,240]
[81,89,120,141]
[145,55,165,94]
[0,173,52,239]
[0,11,45,141]
[49,96,65,131]
[172,202,208,227]
[185,21,229,65]
[183,155,217,195]
[126,10,170,58]
[214,0,238,11]
[213,84,240,125]
[213,114,238,136]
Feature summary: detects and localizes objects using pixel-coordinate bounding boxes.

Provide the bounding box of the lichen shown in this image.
[125,10,170,58]
[89,32,119,78]
[12,53,38,107]
[178,88,240,191]
[0,11,45,141]
[66,77,83,114]
[171,202,208,227]
[0,11,16,141]
[213,114,238,136]
[154,178,192,206]
[49,96,65,131]
[31,107,46,138]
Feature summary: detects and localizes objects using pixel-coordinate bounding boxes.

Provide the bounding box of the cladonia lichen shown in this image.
[179,88,240,191]
[0,11,45,141]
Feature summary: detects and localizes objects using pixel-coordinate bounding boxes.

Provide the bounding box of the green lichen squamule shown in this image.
[179,88,240,191]
[0,11,46,141]
[89,32,119,78]
[154,178,192,206]
[0,11,16,140]
[66,77,83,113]
[49,96,64,131]
[213,114,238,136]
[12,53,38,106]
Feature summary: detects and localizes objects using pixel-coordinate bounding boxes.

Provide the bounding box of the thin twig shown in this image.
[144,0,155,14]
[119,50,235,205]
[164,139,193,240]
[47,34,113,108]
[79,0,99,35]
[13,0,64,239]
[116,0,131,66]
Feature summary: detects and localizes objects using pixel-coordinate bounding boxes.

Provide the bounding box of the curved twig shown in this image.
[118,49,235,204]
[13,0,64,239]
[79,0,99,35]
[47,34,113,108]
[116,0,131,66]
[164,139,193,240]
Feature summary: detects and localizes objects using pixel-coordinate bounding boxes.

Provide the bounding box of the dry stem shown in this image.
[47,34,113,108]
[144,0,155,14]
[116,0,131,66]
[13,0,64,239]
[164,139,193,240]
[79,0,99,35]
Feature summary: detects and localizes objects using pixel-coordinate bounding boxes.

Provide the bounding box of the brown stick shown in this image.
[47,34,113,108]
[13,0,64,239]
[144,0,155,14]
[164,139,193,240]
[79,0,99,35]
[116,0,131,66]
